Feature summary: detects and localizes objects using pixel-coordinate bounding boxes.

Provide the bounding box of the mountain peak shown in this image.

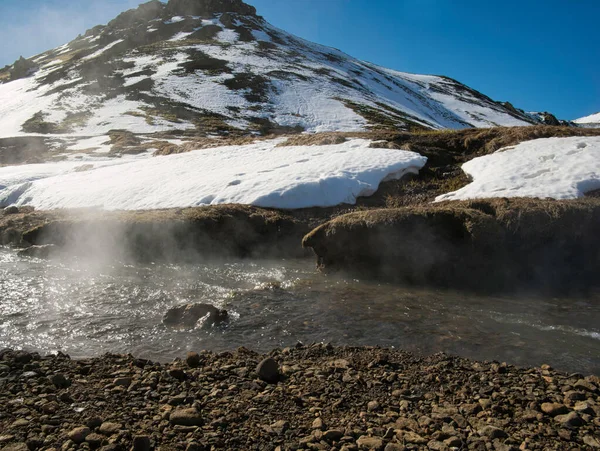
[107,0,257,30]
[0,0,562,147]
[166,0,257,17]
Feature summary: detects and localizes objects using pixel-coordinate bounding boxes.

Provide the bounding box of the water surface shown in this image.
[0,248,598,374]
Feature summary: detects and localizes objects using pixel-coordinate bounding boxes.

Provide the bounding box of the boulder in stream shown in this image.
[17,244,57,259]
[163,303,228,328]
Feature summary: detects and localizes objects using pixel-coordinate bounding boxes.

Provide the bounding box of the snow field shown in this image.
[436,137,600,201]
[0,139,427,210]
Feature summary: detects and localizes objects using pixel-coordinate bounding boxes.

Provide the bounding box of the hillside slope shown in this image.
[574,112,600,128]
[0,0,541,149]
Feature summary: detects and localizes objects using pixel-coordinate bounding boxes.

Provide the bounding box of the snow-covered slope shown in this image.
[0,139,427,210]
[574,112,600,128]
[0,0,540,147]
[435,136,600,202]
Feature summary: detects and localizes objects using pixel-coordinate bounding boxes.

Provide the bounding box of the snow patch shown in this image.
[66,135,111,153]
[165,16,185,24]
[169,31,195,41]
[574,112,600,128]
[216,29,239,43]
[82,39,124,61]
[0,139,426,210]
[436,137,600,201]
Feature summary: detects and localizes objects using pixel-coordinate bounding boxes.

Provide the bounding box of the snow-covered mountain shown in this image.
[0,0,548,147]
[574,112,600,128]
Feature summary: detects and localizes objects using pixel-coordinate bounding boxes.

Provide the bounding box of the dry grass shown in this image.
[108,130,141,150]
[275,133,350,147]
[152,136,264,156]
[390,125,600,162]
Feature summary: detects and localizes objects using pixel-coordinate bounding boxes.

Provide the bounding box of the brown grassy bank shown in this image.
[0,205,312,262]
[302,198,600,294]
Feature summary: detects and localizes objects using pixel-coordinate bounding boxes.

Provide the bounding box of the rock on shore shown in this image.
[0,346,598,450]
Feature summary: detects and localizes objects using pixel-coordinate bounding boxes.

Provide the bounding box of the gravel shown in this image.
[0,346,598,450]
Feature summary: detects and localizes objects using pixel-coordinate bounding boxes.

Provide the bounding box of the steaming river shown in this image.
[1,248,599,374]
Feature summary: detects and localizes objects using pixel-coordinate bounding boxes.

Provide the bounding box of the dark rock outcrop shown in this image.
[3,206,19,215]
[9,56,38,81]
[537,112,561,126]
[165,0,257,17]
[107,0,165,29]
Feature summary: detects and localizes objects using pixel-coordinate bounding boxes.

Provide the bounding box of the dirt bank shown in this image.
[4,197,600,294]
[302,198,600,294]
[0,346,598,451]
[0,205,311,262]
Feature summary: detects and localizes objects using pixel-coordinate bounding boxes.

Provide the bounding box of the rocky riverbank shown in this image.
[0,346,599,451]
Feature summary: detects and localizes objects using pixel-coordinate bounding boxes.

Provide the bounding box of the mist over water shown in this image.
[0,247,599,374]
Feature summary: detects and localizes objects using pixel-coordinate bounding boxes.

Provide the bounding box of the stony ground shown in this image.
[0,347,599,451]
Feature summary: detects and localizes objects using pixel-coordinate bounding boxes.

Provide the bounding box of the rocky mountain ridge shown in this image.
[0,0,562,156]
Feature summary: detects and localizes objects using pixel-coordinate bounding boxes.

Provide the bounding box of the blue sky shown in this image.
[0,0,598,120]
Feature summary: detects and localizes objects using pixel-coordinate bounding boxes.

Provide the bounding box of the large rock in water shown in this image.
[302,198,600,294]
[163,303,228,328]
[17,244,57,259]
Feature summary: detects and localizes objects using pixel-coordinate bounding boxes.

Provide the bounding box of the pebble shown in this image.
[3,206,19,215]
[113,377,131,387]
[98,422,122,435]
[367,400,381,411]
[540,402,568,416]
[1,444,28,451]
[186,352,201,367]
[312,417,324,430]
[384,444,405,451]
[478,425,508,439]
[169,408,203,426]
[48,373,70,388]
[356,435,384,450]
[132,435,151,451]
[575,379,598,393]
[399,431,427,444]
[256,357,280,383]
[323,429,344,443]
[564,390,586,404]
[270,420,289,435]
[67,426,91,444]
[85,433,104,448]
[554,411,585,428]
[85,416,103,429]
[11,419,29,428]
